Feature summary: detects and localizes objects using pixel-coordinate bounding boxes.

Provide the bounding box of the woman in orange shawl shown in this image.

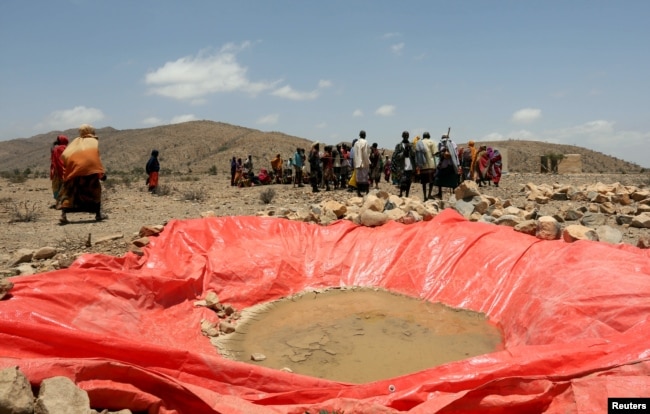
[270,154,283,184]
[50,135,68,203]
[473,145,490,187]
[56,124,106,224]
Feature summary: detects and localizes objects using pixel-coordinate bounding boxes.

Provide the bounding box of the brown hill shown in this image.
[0,120,644,176]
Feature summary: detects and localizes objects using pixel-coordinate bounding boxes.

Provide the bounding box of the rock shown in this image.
[131,237,150,248]
[637,236,650,249]
[15,263,35,276]
[93,233,124,244]
[362,194,386,212]
[599,202,617,215]
[495,215,521,227]
[630,212,650,229]
[453,199,475,219]
[318,209,338,225]
[563,225,599,242]
[11,248,34,266]
[0,366,34,414]
[630,189,650,201]
[580,212,607,227]
[33,246,57,260]
[360,209,388,227]
[219,321,236,334]
[34,376,90,414]
[551,192,568,201]
[615,215,634,225]
[251,353,267,362]
[514,220,537,236]
[139,225,163,237]
[195,291,220,308]
[536,216,561,240]
[454,180,480,200]
[637,204,650,214]
[128,245,144,256]
[473,198,490,215]
[321,200,347,218]
[0,279,14,300]
[384,208,407,221]
[595,226,623,244]
[200,319,220,337]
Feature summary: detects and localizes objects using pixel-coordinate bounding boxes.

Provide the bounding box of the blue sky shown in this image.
[1,0,649,167]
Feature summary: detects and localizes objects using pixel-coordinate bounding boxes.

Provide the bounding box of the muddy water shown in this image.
[219,288,503,384]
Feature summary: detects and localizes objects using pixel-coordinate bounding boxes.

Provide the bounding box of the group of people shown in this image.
[389,131,503,200]
[48,124,503,224]
[224,129,503,201]
[459,143,502,187]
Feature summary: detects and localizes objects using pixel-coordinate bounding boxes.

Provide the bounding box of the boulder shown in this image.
[34,376,90,414]
[630,212,650,229]
[563,225,599,242]
[0,366,34,414]
[595,226,623,245]
[536,216,561,240]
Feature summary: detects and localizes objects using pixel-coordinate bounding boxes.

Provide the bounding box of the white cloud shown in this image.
[257,114,279,125]
[382,32,401,39]
[170,114,197,124]
[315,122,327,129]
[142,117,163,126]
[375,105,396,117]
[145,46,277,101]
[352,109,363,117]
[318,79,332,88]
[37,106,105,131]
[391,43,405,55]
[511,108,542,124]
[271,85,319,101]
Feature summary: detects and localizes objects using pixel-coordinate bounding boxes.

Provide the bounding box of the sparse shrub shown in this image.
[154,183,172,196]
[182,187,207,202]
[103,177,118,190]
[8,200,40,223]
[179,175,200,182]
[208,165,218,175]
[260,188,276,204]
[56,231,92,251]
[4,169,28,183]
[120,175,133,188]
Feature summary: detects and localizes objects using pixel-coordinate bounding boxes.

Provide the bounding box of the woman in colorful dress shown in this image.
[56,124,106,224]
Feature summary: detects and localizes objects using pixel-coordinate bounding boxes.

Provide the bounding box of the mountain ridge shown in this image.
[0,120,644,176]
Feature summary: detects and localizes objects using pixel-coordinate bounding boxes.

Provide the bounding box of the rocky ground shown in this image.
[1,172,649,279]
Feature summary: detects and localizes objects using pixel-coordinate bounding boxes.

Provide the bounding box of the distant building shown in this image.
[541,153,582,174]
[558,154,582,174]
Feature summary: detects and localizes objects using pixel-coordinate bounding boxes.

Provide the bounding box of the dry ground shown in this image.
[1,172,648,266]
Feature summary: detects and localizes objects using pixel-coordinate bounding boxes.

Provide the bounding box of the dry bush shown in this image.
[182,187,207,202]
[154,183,173,196]
[260,188,276,204]
[56,231,92,251]
[8,200,40,223]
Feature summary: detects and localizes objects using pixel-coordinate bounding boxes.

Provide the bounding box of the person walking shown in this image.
[145,149,160,193]
[415,132,438,200]
[293,147,304,187]
[49,134,68,205]
[308,142,321,193]
[369,143,382,189]
[392,131,415,197]
[56,124,106,224]
[353,130,371,196]
[230,156,237,186]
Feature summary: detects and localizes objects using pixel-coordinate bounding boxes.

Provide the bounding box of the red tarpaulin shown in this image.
[1,209,649,413]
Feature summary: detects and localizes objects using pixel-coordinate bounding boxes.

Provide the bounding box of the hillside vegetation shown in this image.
[0,120,644,177]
